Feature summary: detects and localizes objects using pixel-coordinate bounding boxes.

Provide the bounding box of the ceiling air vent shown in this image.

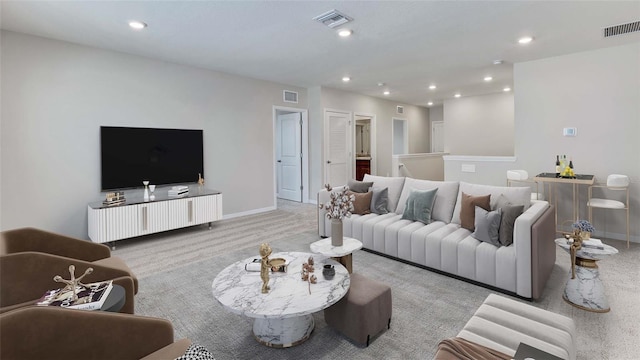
[603,20,640,38]
[283,90,298,103]
[313,9,352,28]
[397,106,404,114]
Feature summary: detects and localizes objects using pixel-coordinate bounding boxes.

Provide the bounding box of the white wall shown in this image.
[0,31,307,239]
[514,42,640,242]
[443,92,514,156]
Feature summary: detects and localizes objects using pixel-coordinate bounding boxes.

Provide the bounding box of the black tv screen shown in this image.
[101,126,204,190]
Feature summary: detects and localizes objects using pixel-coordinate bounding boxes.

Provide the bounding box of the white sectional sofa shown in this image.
[318,174,557,300]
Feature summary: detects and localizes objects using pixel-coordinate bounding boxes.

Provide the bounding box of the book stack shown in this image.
[103,191,126,206]
[37,280,114,311]
[168,185,189,197]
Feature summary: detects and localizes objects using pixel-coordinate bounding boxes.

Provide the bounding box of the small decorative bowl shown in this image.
[322,264,335,279]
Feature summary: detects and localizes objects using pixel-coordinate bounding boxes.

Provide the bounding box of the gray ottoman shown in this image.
[324,273,392,346]
[457,293,577,360]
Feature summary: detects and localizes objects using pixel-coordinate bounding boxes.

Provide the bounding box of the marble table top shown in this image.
[212,252,350,319]
[554,238,618,260]
[310,237,363,257]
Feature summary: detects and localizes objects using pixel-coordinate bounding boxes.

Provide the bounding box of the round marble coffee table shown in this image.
[212,252,350,347]
[555,238,618,313]
[310,237,363,273]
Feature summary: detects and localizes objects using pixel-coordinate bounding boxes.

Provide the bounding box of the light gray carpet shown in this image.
[114,200,640,359]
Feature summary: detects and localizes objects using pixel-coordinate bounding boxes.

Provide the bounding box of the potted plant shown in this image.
[572,219,595,239]
[319,184,355,246]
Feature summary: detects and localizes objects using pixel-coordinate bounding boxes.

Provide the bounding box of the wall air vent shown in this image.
[397,106,404,114]
[313,9,352,28]
[603,20,640,38]
[283,90,298,103]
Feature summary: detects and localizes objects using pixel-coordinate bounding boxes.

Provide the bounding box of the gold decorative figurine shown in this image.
[565,230,584,279]
[53,265,93,301]
[259,243,272,293]
[198,173,205,186]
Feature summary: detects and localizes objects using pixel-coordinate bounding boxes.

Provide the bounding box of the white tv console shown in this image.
[88,185,222,244]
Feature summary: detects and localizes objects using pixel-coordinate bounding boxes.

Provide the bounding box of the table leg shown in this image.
[252,314,315,348]
[333,254,353,274]
[562,259,610,313]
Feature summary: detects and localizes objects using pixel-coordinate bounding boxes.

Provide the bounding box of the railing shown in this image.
[391,153,448,180]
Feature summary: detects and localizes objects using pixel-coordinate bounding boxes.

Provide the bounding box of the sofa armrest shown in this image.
[0,227,111,261]
[513,201,550,299]
[317,185,346,237]
[0,306,175,359]
[531,205,556,300]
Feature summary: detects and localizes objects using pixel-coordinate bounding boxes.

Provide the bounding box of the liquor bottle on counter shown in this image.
[555,155,561,177]
[569,157,574,169]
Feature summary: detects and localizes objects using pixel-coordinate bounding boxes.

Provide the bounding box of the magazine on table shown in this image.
[37,280,113,310]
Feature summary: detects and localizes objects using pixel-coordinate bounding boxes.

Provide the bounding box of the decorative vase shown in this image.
[331,219,343,246]
[580,231,591,240]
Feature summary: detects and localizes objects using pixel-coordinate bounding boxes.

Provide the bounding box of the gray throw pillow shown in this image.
[401,188,438,224]
[370,187,389,214]
[347,179,374,193]
[498,204,524,246]
[472,206,502,246]
[494,194,524,246]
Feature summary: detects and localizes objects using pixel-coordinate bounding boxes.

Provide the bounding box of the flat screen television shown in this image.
[100,126,204,190]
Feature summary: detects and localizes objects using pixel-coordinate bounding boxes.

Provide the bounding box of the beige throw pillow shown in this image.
[460,192,491,231]
[347,191,372,215]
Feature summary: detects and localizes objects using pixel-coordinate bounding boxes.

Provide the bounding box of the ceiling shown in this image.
[2,1,639,107]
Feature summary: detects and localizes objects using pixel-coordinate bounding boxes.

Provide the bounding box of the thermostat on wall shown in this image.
[563,127,577,137]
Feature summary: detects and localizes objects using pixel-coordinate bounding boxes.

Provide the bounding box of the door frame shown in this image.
[273,106,309,204]
[323,108,353,185]
[392,117,409,155]
[353,112,377,176]
[431,120,444,153]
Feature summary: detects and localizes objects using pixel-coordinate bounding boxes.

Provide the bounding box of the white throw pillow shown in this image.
[395,178,459,223]
[451,182,531,225]
[363,174,406,213]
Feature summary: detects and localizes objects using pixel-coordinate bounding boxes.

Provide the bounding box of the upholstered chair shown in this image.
[0,227,138,293]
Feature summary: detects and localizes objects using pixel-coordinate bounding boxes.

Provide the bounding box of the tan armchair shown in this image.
[0,227,138,293]
[0,252,135,314]
[0,306,193,360]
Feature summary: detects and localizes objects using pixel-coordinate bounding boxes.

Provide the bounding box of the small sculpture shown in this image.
[565,229,584,279]
[53,265,93,301]
[198,173,205,186]
[301,259,317,294]
[259,243,272,293]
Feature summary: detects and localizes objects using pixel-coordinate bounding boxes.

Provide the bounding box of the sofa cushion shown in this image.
[452,182,531,225]
[347,179,374,193]
[460,193,491,231]
[401,188,438,224]
[370,187,389,215]
[472,206,502,246]
[363,174,406,213]
[348,191,372,215]
[495,195,524,247]
[395,178,459,223]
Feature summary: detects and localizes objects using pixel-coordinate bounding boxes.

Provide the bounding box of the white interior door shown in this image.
[393,118,409,155]
[276,112,302,202]
[431,121,444,152]
[324,110,351,187]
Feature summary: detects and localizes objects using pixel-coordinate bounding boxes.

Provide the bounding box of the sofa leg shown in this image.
[366,335,370,347]
[388,318,391,329]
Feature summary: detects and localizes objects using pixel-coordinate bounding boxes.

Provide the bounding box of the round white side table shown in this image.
[555,238,618,312]
[310,237,363,274]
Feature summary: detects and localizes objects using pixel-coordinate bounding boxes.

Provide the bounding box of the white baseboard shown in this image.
[222,206,276,220]
[307,198,317,205]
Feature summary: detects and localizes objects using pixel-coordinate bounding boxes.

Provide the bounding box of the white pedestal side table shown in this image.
[212,252,350,348]
[555,238,618,313]
[310,237,363,274]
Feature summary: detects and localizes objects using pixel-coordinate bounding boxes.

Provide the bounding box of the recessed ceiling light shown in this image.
[338,29,353,37]
[378,82,385,87]
[429,85,437,90]
[484,76,493,82]
[383,91,390,95]
[342,76,351,82]
[493,60,504,65]
[454,93,461,98]
[129,21,147,30]
[503,87,512,92]
[427,102,433,106]
[518,36,534,44]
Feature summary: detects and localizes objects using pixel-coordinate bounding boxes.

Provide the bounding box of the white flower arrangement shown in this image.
[318,184,355,221]
[572,219,595,233]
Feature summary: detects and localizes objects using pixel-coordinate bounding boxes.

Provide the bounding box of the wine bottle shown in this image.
[555,155,560,177]
[569,157,574,169]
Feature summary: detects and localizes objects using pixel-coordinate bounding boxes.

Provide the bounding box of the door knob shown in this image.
[327,160,332,164]
[277,160,282,163]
